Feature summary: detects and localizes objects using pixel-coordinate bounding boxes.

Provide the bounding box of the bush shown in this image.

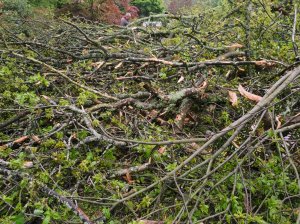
[2,0,32,17]
[28,0,70,8]
[131,0,164,17]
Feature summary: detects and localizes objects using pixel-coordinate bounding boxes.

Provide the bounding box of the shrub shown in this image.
[28,0,70,8]
[2,0,32,17]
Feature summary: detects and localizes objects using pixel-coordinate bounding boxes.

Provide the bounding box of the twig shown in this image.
[61,19,108,57]
[68,105,126,147]
[292,4,299,60]
[0,111,30,130]
[110,65,300,210]
[110,162,151,178]
[0,167,96,224]
[11,52,118,101]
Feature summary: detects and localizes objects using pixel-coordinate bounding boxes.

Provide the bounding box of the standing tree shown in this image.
[56,0,139,24]
[91,0,139,24]
[131,0,164,17]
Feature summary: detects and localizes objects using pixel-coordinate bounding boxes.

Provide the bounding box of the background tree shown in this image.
[28,0,70,8]
[168,0,192,14]
[54,0,139,24]
[131,0,164,17]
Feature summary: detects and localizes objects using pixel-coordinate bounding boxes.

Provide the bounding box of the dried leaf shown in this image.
[177,76,184,83]
[158,146,166,154]
[227,43,244,51]
[190,142,200,150]
[115,62,123,69]
[199,80,208,89]
[71,132,77,140]
[254,60,275,68]
[238,84,262,102]
[123,171,134,184]
[228,91,238,106]
[229,43,244,48]
[14,136,29,144]
[237,67,245,72]
[140,62,149,69]
[41,95,51,101]
[125,71,133,76]
[232,141,240,149]
[91,61,105,68]
[31,135,41,143]
[255,60,267,66]
[276,115,282,129]
[82,49,89,56]
[66,58,73,64]
[156,118,169,126]
[183,117,190,124]
[147,110,159,119]
[23,161,34,168]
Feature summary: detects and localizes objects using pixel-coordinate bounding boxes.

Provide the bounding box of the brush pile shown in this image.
[0,3,300,223]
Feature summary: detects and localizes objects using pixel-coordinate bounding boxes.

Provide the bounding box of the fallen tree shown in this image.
[0,1,299,223]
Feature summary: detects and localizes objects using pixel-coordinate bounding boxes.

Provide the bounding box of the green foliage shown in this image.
[28,0,70,8]
[138,195,152,208]
[28,73,50,87]
[102,207,111,219]
[131,0,164,16]
[77,90,97,106]
[11,213,26,224]
[15,92,40,107]
[2,0,32,17]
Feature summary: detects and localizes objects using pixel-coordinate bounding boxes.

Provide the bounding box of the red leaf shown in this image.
[123,171,134,184]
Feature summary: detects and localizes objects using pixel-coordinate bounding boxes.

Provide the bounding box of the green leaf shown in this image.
[199,203,209,215]
[33,209,44,216]
[166,162,177,171]
[102,207,111,219]
[12,213,25,224]
[42,215,51,224]
[159,72,167,79]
